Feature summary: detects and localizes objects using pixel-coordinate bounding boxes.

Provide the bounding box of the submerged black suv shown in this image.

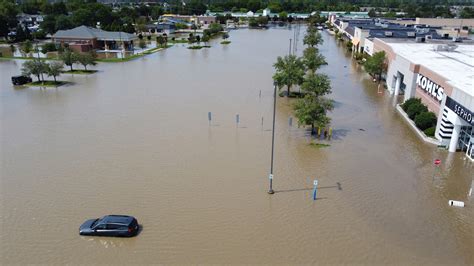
[11,75,32,85]
[79,215,139,237]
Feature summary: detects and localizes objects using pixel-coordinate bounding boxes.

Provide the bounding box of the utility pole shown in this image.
[289,38,292,56]
[268,81,277,194]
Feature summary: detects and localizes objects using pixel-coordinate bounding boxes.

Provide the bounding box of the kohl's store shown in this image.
[375,40,474,160]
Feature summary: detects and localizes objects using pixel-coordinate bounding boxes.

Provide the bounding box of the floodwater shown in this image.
[1,28,473,264]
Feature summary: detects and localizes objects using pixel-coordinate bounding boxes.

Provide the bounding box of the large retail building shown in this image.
[373,39,473,160]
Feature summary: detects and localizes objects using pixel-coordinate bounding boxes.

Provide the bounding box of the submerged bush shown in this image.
[407,102,428,120]
[415,111,437,130]
[401,98,421,112]
[424,126,436,137]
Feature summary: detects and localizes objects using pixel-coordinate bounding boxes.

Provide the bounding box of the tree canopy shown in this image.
[273,55,305,95]
[364,51,387,80]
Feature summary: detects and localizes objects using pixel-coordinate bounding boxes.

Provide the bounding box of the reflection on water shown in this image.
[1,28,473,264]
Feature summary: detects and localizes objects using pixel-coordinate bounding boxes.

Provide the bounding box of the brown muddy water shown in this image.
[1,28,473,264]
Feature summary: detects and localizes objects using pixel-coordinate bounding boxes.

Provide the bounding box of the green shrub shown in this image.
[407,102,428,120]
[175,23,188,30]
[401,98,421,111]
[346,41,352,51]
[41,43,57,54]
[424,126,436,137]
[415,111,437,130]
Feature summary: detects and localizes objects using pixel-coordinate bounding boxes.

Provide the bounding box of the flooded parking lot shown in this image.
[1,28,473,264]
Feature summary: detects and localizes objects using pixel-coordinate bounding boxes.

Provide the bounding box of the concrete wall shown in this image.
[450,87,474,113]
[364,38,374,55]
[386,54,416,97]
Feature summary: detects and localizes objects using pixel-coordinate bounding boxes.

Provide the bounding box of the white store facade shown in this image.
[374,39,474,160]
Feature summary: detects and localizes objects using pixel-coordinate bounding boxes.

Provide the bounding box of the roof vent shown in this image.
[435,44,458,52]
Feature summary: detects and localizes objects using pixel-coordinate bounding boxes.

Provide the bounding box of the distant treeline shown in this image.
[202,0,473,13]
[1,0,474,42]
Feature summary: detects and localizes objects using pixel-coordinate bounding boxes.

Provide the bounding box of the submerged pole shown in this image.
[313,180,318,200]
[268,82,277,194]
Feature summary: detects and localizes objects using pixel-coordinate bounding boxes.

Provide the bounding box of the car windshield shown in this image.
[90,218,100,228]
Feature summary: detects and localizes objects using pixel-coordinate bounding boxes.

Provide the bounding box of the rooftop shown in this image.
[385,41,474,96]
[53,26,137,42]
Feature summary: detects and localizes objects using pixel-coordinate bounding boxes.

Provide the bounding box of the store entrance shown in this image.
[467,139,474,161]
[458,126,474,160]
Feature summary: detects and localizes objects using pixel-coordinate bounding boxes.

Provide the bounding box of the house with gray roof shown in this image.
[53,25,137,52]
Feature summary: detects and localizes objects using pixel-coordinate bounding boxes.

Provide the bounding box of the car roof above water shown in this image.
[100,215,134,225]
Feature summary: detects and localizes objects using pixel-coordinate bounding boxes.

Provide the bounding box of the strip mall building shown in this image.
[373,39,474,160]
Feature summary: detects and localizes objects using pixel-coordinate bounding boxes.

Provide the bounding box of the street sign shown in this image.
[269,174,273,180]
[313,180,318,186]
[434,159,441,165]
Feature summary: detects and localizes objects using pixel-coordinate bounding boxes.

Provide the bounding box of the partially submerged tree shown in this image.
[138,39,147,49]
[201,34,210,45]
[77,52,96,71]
[20,40,33,57]
[273,55,305,96]
[294,95,334,133]
[303,47,326,73]
[301,72,332,96]
[60,48,78,71]
[303,26,323,47]
[21,59,48,82]
[187,33,196,44]
[364,51,386,81]
[46,61,64,82]
[156,35,165,47]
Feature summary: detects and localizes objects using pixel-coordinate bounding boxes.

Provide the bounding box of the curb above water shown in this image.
[395,104,441,146]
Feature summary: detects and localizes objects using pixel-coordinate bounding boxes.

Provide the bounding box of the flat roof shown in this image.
[385,41,474,96]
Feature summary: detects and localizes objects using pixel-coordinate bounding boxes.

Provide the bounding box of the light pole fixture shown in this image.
[268,81,277,194]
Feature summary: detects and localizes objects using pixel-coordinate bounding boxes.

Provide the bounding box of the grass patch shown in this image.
[309,142,331,148]
[169,39,188,44]
[63,69,98,74]
[0,56,61,61]
[220,40,231,44]
[278,91,307,98]
[26,80,70,87]
[97,45,171,63]
[187,45,211,50]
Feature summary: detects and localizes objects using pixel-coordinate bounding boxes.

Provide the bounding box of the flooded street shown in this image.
[1,28,473,264]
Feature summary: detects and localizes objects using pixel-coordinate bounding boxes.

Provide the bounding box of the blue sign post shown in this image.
[208,112,212,125]
[313,180,318,200]
[236,114,240,127]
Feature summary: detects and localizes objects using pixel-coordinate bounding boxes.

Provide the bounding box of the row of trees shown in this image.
[22,59,63,82]
[21,47,98,83]
[273,24,333,133]
[59,49,97,71]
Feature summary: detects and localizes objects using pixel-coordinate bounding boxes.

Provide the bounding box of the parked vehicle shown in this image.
[11,75,32,85]
[79,215,139,237]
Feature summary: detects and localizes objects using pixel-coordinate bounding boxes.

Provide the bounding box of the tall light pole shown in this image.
[268,81,277,194]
